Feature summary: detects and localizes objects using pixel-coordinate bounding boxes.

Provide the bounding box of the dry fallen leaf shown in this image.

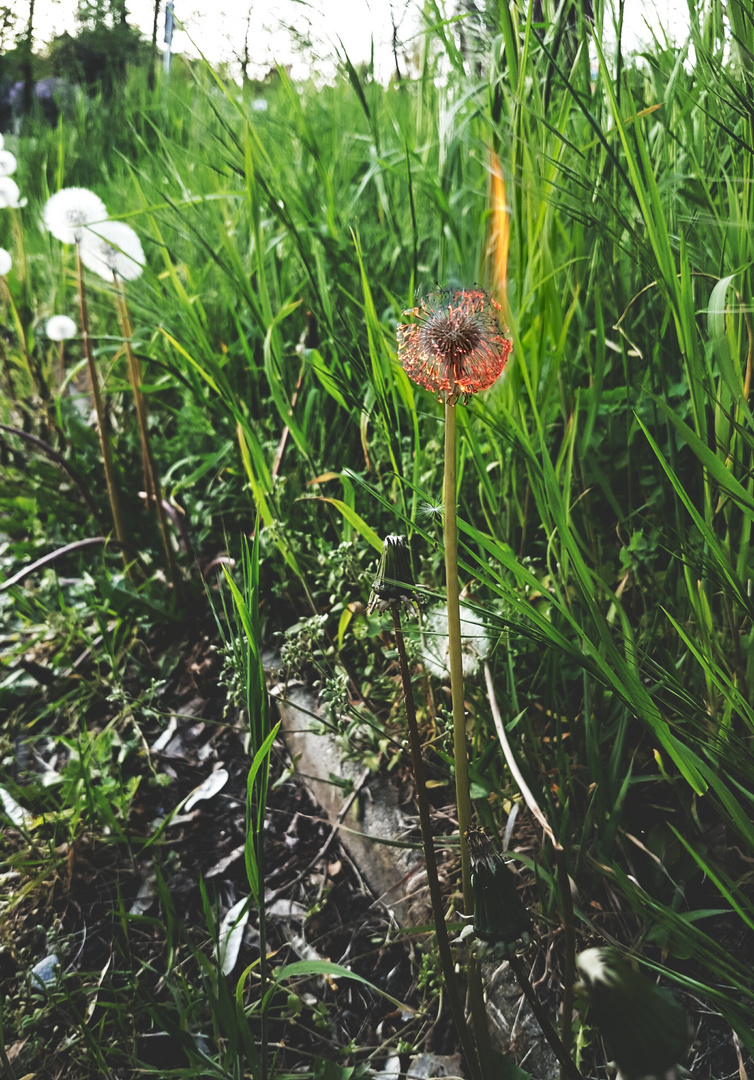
[183,767,229,812]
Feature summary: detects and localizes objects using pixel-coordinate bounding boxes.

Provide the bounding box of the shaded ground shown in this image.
[0,621,750,1078]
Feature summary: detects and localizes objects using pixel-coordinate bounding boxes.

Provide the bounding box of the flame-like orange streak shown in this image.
[487,149,510,321]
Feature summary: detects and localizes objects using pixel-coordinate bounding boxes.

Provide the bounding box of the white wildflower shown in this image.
[420,602,490,680]
[43,187,107,244]
[0,248,11,276]
[79,220,145,282]
[0,177,27,209]
[0,150,17,177]
[46,315,77,341]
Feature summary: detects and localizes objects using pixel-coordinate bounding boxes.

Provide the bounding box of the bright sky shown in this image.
[28,0,692,81]
[30,0,414,80]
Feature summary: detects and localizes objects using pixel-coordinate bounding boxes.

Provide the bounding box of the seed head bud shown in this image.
[466,826,532,948]
[367,534,418,615]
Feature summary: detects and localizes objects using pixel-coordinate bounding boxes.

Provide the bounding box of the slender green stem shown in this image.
[391,604,483,1080]
[443,402,491,1065]
[443,404,473,900]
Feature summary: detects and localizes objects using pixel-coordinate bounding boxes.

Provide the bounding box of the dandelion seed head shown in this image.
[46,314,77,341]
[418,499,444,521]
[0,177,26,209]
[0,150,17,177]
[420,602,490,680]
[0,248,11,276]
[43,187,107,244]
[79,220,145,282]
[398,287,512,405]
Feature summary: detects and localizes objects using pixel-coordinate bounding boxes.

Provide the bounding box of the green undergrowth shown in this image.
[2,0,754,1075]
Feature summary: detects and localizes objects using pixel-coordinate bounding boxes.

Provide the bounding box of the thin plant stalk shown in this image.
[0,989,18,1080]
[75,245,132,576]
[391,603,483,1080]
[271,356,305,480]
[0,336,15,401]
[0,277,36,397]
[485,662,580,1078]
[113,279,178,591]
[508,952,583,1080]
[57,340,66,391]
[443,401,492,1065]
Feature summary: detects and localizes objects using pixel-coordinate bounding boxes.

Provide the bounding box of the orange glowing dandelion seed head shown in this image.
[397,287,512,406]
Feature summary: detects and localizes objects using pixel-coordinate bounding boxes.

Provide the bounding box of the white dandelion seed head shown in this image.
[79,220,145,282]
[43,187,107,244]
[0,150,17,177]
[0,248,11,276]
[46,314,77,341]
[0,177,26,209]
[419,602,490,681]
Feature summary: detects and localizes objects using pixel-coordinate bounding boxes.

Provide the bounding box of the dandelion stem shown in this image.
[391,603,483,1080]
[443,404,472,900]
[443,401,491,1065]
[75,245,132,577]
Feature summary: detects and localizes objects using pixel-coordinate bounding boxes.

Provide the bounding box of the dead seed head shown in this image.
[397,287,512,405]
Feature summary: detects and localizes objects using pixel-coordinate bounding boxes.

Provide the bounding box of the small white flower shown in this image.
[0,248,11,275]
[420,602,490,680]
[43,187,107,244]
[0,150,17,177]
[0,177,27,209]
[79,220,145,281]
[46,315,77,341]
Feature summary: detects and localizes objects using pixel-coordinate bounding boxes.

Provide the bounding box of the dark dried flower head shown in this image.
[466,826,532,948]
[367,534,418,615]
[397,287,512,405]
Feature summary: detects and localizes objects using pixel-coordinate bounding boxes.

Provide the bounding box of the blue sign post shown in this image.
[164,2,175,74]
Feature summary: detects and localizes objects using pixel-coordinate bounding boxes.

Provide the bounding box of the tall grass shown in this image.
[2,0,754,1071]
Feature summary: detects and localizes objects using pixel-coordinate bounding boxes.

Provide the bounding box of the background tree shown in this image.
[148,0,161,89]
[49,0,147,93]
[21,0,35,115]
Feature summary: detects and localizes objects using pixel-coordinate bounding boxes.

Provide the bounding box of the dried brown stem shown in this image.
[113,280,179,592]
[75,245,132,576]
